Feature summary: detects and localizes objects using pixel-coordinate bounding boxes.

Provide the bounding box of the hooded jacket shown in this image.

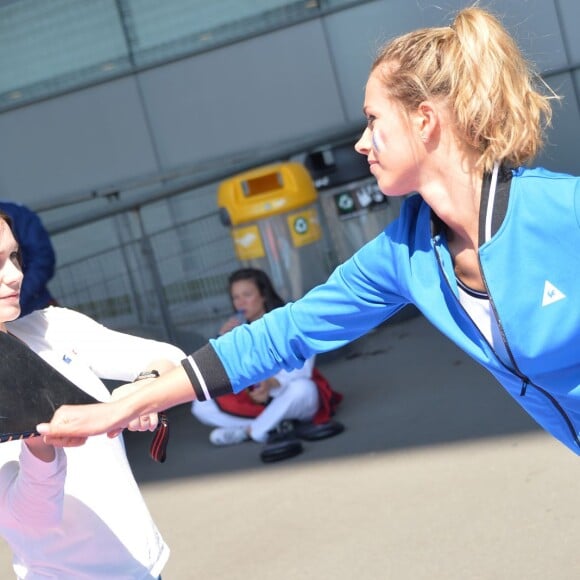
[183,166,580,455]
[0,201,56,316]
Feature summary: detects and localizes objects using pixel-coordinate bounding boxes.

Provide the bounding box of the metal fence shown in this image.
[47,146,410,356]
[50,204,241,354]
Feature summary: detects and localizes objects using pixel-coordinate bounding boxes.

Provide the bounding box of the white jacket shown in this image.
[1,307,185,579]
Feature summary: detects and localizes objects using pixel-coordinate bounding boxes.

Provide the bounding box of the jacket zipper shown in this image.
[433,239,580,447]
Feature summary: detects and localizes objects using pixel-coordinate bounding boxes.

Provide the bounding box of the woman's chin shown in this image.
[377,180,411,198]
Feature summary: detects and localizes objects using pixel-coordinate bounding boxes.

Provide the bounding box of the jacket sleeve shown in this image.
[185,224,411,397]
[53,308,186,382]
[0,444,66,530]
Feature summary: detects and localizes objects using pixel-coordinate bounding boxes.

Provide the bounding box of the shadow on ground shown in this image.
[123,313,540,484]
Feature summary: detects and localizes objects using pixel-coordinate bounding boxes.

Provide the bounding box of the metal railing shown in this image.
[50,205,240,353]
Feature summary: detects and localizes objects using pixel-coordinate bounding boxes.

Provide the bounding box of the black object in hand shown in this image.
[0,331,98,443]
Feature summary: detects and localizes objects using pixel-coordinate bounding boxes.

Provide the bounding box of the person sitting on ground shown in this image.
[191,267,342,446]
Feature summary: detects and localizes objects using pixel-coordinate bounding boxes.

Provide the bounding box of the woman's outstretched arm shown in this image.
[37,364,197,444]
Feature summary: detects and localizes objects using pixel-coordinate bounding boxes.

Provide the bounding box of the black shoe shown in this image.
[260,421,303,463]
[293,419,345,441]
[260,439,303,463]
[265,420,297,444]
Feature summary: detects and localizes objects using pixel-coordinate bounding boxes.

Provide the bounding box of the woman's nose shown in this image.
[355,128,371,155]
[4,262,23,285]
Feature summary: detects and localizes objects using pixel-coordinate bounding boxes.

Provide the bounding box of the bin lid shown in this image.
[217,162,317,226]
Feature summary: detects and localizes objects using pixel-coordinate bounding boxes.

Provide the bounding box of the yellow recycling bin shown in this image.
[218,162,329,301]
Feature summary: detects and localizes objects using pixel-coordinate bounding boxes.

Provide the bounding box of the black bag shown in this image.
[0,331,98,443]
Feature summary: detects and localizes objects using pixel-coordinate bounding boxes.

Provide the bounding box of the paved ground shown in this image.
[2,313,580,578]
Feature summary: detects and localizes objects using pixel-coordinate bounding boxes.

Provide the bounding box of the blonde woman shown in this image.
[39,7,580,459]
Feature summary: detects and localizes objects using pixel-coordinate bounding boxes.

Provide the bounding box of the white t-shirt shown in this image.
[456,279,511,367]
[0,307,185,579]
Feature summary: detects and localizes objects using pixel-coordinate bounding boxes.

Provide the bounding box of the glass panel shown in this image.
[125,0,323,66]
[127,0,296,49]
[0,0,129,107]
[0,0,368,110]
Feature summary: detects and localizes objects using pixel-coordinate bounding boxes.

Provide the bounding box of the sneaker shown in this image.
[209,427,249,446]
[266,420,298,444]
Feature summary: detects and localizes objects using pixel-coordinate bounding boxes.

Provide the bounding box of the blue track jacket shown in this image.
[182,166,580,455]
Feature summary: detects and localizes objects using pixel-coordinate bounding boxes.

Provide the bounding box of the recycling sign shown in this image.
[333,182,387,219]
[293,216,309,235]
[287,208,321,247]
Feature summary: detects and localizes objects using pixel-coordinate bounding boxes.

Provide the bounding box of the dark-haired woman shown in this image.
[191,268,341,445]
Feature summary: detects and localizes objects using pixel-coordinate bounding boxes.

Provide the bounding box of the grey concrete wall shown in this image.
[0,0,579,208]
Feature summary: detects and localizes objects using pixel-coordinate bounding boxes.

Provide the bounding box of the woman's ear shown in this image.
[415,101,438,143]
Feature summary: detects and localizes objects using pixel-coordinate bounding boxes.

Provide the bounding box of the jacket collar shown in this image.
[429,163,513,243]
[477,163,513,246]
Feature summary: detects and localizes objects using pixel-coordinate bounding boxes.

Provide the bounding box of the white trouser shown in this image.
[191,378,319,443]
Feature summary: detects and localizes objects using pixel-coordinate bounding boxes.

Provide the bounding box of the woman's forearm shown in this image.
[120,364,198,417]
[37,364,199,441]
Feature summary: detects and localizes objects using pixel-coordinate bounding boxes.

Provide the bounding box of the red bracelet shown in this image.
[133,370,169,464]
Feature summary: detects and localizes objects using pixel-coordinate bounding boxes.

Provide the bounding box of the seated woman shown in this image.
[191,268,342,446]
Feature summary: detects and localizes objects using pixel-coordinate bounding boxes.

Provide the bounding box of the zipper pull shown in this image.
[520,379,528,396]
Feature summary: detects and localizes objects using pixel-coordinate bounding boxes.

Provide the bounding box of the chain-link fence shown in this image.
[50,204,240,354]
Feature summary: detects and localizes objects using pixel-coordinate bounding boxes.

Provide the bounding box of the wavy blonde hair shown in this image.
[372,6,556,172]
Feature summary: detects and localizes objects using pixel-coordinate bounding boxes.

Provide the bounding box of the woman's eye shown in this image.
[366,115,376,128]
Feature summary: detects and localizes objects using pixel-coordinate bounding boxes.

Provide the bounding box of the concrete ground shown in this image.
[1,313,580,579]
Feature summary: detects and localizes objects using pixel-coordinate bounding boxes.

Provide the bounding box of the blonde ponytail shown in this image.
[372,6,556,171]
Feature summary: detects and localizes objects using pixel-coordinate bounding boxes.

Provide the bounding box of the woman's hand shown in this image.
[218,315,243,336]
[25,435,57,462]
[248,377,279,404]
[110,382,159,434]
[36,402,124,445]
[37,364,195,445]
